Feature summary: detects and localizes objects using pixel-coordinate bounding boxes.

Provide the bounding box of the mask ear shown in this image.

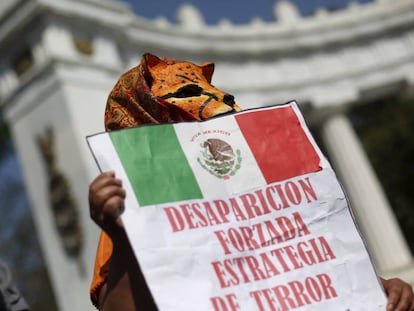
[199,62,215,83]
[141,53,165,87]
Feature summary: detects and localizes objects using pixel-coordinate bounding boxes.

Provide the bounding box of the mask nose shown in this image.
[223,94,235,107]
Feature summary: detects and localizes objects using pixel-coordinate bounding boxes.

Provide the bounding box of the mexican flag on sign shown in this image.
[87,101,386,311]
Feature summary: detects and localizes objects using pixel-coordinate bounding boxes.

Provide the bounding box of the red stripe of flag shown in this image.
[235,106,321,184]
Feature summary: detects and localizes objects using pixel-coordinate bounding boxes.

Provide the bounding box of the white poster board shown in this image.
[87,102,386,310]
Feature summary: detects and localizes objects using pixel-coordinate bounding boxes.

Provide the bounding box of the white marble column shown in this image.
[320,113,412,274]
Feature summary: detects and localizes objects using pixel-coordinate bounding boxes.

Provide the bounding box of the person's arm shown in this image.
[98,230,157,311]
[89,172,157,311]
[381,277,414,311]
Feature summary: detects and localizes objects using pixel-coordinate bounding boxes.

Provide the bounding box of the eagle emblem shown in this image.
[197,138,241,179]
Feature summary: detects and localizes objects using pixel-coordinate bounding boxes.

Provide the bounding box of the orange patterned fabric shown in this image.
[90,232,112,308]
[90,53,239,308]
[104,56,197,132]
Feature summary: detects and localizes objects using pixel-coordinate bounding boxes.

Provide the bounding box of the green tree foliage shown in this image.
[349,96,414,252]
[0,116,10,158]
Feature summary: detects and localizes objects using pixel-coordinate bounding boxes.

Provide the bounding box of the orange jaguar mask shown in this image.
[105,53,241,131]
[143,53,241,120]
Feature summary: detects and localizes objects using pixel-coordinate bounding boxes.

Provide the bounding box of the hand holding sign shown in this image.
[89,171,125,238]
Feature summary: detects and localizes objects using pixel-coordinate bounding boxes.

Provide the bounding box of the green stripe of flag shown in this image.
[109,124,203,207]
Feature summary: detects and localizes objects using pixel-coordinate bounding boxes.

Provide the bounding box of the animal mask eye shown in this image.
[161,84,203,99]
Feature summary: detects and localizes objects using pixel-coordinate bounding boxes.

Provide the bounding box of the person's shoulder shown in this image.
[0,259,30,311]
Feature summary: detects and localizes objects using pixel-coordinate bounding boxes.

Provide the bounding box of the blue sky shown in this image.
[123,0,373,24]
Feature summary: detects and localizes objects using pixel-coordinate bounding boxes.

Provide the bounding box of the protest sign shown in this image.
[87,101,386,310]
